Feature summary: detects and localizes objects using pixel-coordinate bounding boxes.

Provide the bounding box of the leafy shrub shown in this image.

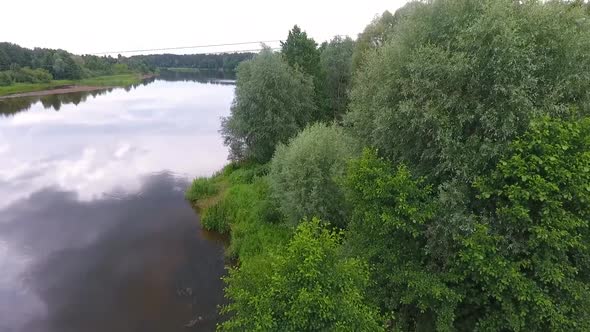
[269,123,358,228]
[1,67,53,84]
[461,116,590,331]
[220,218,383,331]
[20,67,52,83]
[0,71,12,86]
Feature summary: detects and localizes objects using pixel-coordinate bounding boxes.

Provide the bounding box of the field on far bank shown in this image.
[0,74,148,97]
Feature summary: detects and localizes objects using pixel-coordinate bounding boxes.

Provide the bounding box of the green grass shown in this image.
[185,177,221,202]
[0,74,145,97]
[186,162,291,259]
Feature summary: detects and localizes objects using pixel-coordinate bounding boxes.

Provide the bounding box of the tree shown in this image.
[346,149,460,331]
[281,25,322,79]
[0,49,9,71]
[220,218,383,331]
[459,116,590,331]
[281,25,329,120]
[269,123,358,228]
[221,48,316,163]
[346,118,590,331]
[320,36,355,121]
[351,10,396,72]
[347,0,590,186]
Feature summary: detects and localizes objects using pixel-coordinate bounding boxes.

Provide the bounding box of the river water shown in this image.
[0,71,234,332]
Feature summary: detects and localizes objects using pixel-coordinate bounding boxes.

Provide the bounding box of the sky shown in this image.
[0,0,408,56]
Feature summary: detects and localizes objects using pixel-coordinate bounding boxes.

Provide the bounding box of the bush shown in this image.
[220,218,383,331]
[2,67,53,84]
[221,48,317,163]
[269,123,358,228]
[20,67,52,83]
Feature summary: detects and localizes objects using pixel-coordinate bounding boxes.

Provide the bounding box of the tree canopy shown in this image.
[187,1,590,331]
[269,123,358,228]
[220,218,383,331]
[319,36,355,121]
[221,48,316,163]
[347,0,590,186]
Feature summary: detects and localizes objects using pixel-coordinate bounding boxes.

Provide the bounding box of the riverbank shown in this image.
[185,163,291,260]
[0,73,155,98]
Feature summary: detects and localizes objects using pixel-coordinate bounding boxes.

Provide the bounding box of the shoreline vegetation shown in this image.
[0,42,253,99]
[187,0,590,330]
[0,73,155,98]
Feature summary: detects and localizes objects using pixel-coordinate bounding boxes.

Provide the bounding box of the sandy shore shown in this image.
[0,85,114,100]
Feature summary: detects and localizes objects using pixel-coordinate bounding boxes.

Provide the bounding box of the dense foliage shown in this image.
[220,218,383,332]
[463,116,590,331]
[346,149,459,331]
[347,0,590,185]
[221,48,316,163]
[130,52,254,72]
[281,26,331,121]
[0,42,153,86]
[319,36,355,121]
[269,123,357,228]
[185,1,590,330]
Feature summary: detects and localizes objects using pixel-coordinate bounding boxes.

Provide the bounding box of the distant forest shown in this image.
[130,53,255,71]
[0,42,253,86]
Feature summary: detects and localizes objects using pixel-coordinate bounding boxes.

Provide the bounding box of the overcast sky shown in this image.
[0,0,408,56]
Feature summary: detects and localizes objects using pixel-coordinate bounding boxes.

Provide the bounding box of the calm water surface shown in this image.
[0,71,234,331]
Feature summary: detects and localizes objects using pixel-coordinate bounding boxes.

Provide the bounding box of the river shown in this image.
[0,71,234,332]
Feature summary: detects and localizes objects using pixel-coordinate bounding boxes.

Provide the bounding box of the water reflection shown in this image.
[158,69,236,85]
[0,75,234,207]
[0,173,226,332]
[0,74,234,331]
[0,72,234,116]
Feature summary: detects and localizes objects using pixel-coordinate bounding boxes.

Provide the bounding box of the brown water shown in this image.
[0,71,235,332]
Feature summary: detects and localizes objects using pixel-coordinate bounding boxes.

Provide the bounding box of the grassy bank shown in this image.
[186,162,291,260]
[0,74,148,97]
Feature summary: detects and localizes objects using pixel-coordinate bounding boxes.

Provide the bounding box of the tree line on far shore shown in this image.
[0,42,255,87]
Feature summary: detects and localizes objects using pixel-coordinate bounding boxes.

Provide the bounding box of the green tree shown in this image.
[281,25,329,120]
[281,25,322,80]
[0,49,9,71]
[346,149,460,331]
[269,123,358,228]
[347,0,590,186]
[459,116,590,331]
[320,36,355,121]
[221,48,316,163]
[220,218,383,331]
[51,51,82,79]
[351,10,396,72]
